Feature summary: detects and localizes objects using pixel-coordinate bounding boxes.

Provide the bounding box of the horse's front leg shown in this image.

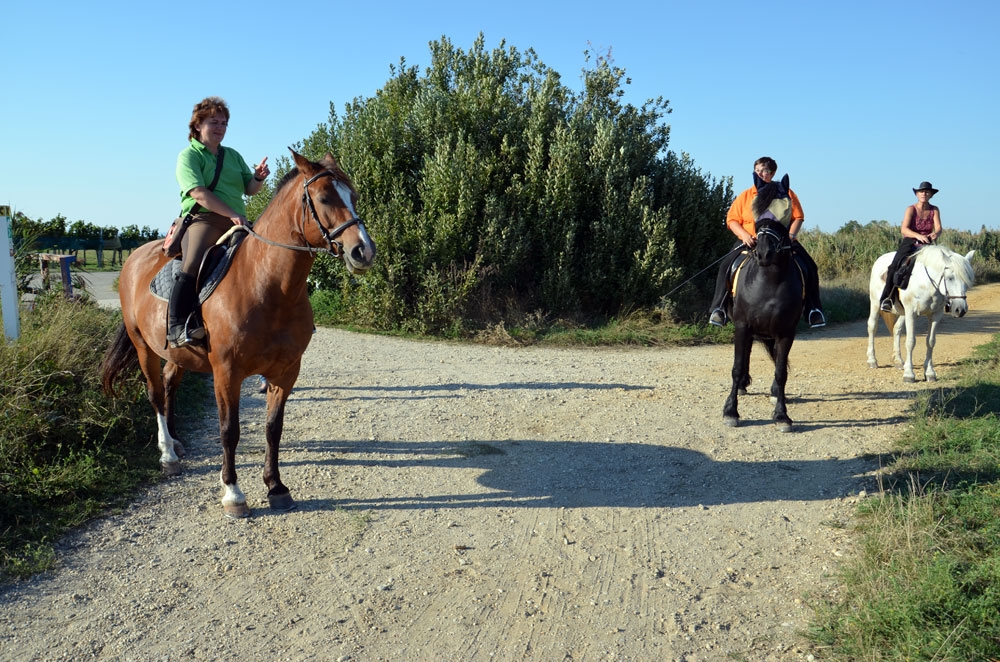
[723,328,752,427]
[923,314,943,382]
[215,375,248,518]
[902,310,919,383]
[770,337,794,432]
[262,375,297,512]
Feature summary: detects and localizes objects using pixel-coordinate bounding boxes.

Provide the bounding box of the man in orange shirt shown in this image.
[708,156,826,328]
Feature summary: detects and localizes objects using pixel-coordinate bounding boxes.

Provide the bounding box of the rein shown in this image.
[245,170,365,257]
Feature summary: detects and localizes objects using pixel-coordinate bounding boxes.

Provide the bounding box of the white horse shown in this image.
[867,245,975,383]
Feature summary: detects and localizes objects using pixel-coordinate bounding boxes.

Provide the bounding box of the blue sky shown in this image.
[3,0,997,237]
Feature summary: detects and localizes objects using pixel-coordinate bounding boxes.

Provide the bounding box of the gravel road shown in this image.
[3,282,999,661]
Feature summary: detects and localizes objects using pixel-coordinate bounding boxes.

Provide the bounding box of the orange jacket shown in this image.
[726,186,804,235]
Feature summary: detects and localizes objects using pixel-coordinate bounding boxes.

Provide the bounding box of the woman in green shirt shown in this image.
[169,96,270,348]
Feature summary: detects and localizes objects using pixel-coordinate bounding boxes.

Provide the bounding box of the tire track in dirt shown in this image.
[2,283,999,661]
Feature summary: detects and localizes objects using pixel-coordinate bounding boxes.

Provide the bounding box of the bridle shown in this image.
[754,224,793,258]
[924,264,966,313]
[246,170,366,257]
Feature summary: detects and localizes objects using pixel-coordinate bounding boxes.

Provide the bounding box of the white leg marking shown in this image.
[156,413,180,466]
[220,476,246,507]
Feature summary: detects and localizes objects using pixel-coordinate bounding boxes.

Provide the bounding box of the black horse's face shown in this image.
[754,219,789,267]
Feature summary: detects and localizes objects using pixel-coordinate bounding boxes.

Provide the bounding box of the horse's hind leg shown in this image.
[162,361,187,457]
[135,343,183,474]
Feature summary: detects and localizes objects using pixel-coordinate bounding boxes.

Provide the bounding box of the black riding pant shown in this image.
[879,237,921,303]
[709,241,823,316]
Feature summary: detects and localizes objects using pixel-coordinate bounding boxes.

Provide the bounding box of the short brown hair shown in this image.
[188,97,230,141]
[754,156,777,172]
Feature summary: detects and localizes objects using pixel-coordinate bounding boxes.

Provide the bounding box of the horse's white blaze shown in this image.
[333,181,356,217]
[220,479,246,506]
[156,413,180,465]
[334,179,375,270]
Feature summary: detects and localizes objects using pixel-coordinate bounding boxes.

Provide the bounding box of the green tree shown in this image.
[259,35,733,333]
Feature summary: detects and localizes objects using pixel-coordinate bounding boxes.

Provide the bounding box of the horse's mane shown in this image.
[915,245,975,287]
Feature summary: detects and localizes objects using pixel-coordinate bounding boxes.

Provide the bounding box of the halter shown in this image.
[924,264,966,313]
[247,170,366,257]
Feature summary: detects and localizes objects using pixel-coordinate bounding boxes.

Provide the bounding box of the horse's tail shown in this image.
[100,322,139,396]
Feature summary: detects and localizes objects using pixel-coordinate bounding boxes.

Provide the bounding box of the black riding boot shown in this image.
[167,272,205,348]
[709,248,741,326]
[878,271,897,312]
[794,247,826,327]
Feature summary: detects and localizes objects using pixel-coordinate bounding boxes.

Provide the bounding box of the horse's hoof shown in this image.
[224,503,251,519]
[776,422,794,433]
[903,376,916,384]
[268,493,297,512]
[926,375,937,383]
[161,461,182,476]
[723,416,739,428]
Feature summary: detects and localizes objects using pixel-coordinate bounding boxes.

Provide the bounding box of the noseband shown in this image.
[754,226,792,257]
[299,171,367,257]
[924,264,966,313]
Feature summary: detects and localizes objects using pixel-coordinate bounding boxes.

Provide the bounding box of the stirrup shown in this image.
[808,309,826,328]
[709,309,727,327]
[167,316,205,349]
[880,298,894,312]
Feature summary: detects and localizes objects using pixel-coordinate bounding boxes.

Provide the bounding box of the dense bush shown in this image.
[252,35,733,334]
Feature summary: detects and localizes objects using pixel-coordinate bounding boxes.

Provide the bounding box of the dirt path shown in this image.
[4,283,1000,661]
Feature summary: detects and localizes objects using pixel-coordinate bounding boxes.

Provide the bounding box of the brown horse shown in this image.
[101,150,376,518]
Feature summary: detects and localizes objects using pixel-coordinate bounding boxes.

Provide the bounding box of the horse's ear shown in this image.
[289,149,316,173]
[780,174,790,190]
[753,171,766,190]
[965,250,975,263]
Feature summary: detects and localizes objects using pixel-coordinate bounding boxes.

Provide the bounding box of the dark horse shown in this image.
[101,150,376,517]
[722,176,803,432]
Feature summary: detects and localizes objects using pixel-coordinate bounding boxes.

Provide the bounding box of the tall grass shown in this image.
[0,295,200,579]
[809,339,1000,659]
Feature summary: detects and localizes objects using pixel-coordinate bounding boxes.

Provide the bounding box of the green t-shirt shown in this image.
[176,139,253,216]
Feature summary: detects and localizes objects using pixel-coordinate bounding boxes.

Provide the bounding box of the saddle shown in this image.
[150,226,250,305]
[729,250,807,299]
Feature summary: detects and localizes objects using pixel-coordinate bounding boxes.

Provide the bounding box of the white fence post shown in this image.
[0,205,21,341]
